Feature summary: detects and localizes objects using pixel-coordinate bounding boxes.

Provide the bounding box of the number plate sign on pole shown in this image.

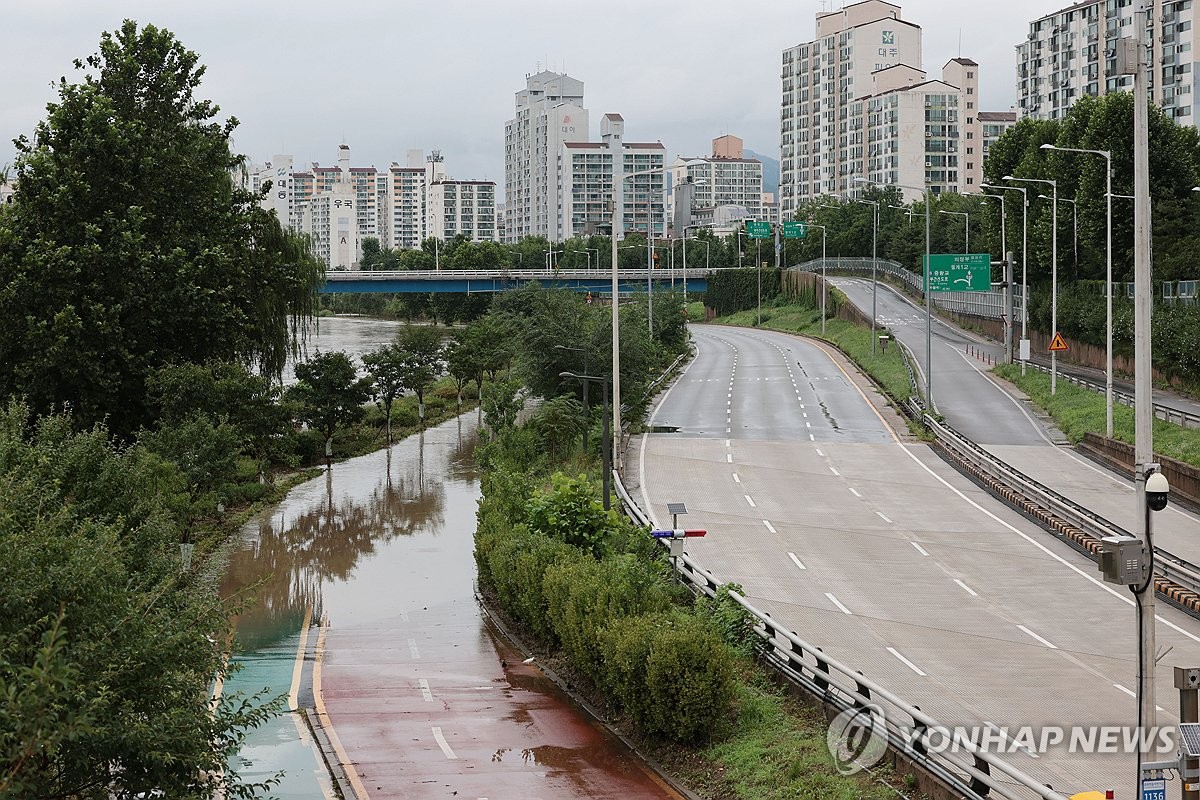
[923,253,992,292]
[783,221,808,239]
[1142,777,1166,800]
[747,220,772,239]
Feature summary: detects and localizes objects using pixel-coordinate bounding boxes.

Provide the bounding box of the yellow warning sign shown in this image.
[1049,332,1069,352]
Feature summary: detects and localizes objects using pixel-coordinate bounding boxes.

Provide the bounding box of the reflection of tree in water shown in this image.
[448,418,482,482]
[224,440,448,650]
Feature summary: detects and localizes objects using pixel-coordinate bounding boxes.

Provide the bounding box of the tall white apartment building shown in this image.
[428,180,498,242]
[1017,0,1198,125]
[504,71,589,242]
[781,0,921,211]
[780,2,999,207]
[557,114,666,240]
[667,135,765,224]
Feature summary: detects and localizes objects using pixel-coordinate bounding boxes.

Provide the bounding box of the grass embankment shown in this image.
[993,364,1200,468]
[712,301,915,410]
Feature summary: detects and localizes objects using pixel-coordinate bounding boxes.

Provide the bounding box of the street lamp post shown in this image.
[854,198,880,353]
[1042,140,1114,435]
[938,209,969,252]
[609,160,703,474]
[872,179,932,411]
[975,188,1012,363]
[1005,174,1058,394]
[555,345,590,455]
[806,223,828,334]
[559,371,610,510]
[1040,195,1078,279]
[986,183,1029,374]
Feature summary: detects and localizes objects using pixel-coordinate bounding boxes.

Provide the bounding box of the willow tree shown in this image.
[0,20,322,435]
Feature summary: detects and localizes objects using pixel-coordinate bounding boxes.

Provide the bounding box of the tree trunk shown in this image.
[325,435,333,468]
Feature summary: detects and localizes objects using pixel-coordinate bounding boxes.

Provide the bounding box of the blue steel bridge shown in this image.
[319,268,710,295]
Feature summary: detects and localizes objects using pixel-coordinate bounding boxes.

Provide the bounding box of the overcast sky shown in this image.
[5,0,1056,193]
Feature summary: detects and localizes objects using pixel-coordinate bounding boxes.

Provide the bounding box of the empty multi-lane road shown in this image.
[638,322,1200,796]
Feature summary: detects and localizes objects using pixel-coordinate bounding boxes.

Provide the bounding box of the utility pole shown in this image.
[1131,1,1158,773]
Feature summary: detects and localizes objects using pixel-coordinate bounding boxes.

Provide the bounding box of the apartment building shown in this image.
[1016,0,1197,125]
[980,110,1019,161]
[557,114,666,240]
[248,145,496,267]
[780,1,1001,208]
[503,71,589,242]
[667,135,766,224]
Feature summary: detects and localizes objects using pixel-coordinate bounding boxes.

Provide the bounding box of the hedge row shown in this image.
[474,469,738,744]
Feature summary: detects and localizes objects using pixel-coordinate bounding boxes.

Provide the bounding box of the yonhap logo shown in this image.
[826,705,889,775]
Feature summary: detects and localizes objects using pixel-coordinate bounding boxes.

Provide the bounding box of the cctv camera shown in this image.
[1147,470,1170,512]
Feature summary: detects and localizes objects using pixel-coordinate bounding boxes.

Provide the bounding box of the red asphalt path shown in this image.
[318,594,681,800]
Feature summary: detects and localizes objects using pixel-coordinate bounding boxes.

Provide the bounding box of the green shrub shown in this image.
[601,610,738,743]
[484,527,575,642]
[526,472,620,557]
[695,583,758,658]
[544,554,672,684]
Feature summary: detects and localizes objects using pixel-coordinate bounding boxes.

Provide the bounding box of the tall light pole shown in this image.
[1040,195,1078,279]
[806,223,828,334]
[988,183,1029,374]
[1131,3,1158,758]
[870,179,932,410]
[855,198,880,354]
[1042,139,1115,436]
[938,209,969,252]
[1005,174,1058,394]
[609,160,703,474]
[975,188,1011,363]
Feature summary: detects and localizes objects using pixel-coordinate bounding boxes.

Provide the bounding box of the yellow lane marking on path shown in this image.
[313,616,371,800]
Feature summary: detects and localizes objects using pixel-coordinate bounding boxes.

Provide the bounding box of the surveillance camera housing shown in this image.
[1147,470,1170,512]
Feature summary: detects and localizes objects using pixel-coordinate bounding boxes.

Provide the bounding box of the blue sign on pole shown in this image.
[1142,777,1166,800]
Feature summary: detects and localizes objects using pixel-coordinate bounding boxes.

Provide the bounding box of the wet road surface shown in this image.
[224,393,679,798]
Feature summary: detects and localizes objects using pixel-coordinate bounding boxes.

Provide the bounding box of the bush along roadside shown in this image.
[472,404,916,799]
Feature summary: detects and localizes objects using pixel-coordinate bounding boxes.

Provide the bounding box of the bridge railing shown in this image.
[325,268,712,281]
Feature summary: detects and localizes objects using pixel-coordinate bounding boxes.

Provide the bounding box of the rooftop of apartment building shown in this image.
[978,110,1018,122]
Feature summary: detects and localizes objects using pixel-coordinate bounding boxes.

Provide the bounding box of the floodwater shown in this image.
[221,315,677,798]
[280,315,405,385]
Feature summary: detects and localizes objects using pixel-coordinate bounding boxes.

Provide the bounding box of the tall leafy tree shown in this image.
[362,345,405,443]
[0,21,322,435]
[392,326,445,424]
[287,351,373,462]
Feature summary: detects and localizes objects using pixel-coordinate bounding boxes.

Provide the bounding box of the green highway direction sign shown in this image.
[746,220,772,239]
[783,221,807,239]
[923,253,992,292]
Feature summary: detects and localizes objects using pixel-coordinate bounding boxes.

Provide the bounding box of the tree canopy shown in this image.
[0,20,323,436]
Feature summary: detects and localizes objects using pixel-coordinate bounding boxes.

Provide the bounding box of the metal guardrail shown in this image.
[793,258,1026,322]
[612,468,1068,800]
[1023,359,1200,431]
[919,408,1200,597]
[326,268,711,281]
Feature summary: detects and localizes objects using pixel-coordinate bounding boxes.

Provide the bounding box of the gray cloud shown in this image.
[4,1,1053,194]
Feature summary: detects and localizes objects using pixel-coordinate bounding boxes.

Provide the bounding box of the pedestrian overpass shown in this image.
[319,268,709,295]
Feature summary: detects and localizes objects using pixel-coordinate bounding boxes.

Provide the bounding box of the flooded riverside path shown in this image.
[221,317,680,799]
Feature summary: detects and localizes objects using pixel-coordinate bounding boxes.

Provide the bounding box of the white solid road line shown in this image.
[419,678,433,702]
[763,519,777,534]
[432,726,458,759]
[1112,683,1167,712]
[744,494,757,508]
[788,552,807,570]
[825,592,853,615]
[1017,624,1058,650]
[910,541,929,556]
[887,646,927,677]
[954,579,979,597]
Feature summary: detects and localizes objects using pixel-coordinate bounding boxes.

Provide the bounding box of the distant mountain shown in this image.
[744,149,779,195]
